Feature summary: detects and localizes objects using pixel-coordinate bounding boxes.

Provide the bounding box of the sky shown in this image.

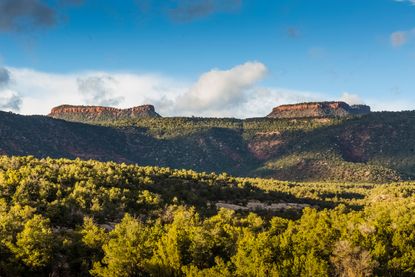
[0,0,415,117]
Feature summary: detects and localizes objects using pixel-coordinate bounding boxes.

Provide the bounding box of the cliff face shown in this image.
[49,104,161,122]
[267,101,371,119]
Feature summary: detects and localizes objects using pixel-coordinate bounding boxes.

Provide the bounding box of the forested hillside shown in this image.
[1,110,415,182]
[0,156,414,276]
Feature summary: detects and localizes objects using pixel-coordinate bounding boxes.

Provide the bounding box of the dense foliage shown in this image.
[0,156,415,276]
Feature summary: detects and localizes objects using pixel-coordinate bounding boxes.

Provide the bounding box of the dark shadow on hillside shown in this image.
[125,126,261,176]
[0,112,132,162]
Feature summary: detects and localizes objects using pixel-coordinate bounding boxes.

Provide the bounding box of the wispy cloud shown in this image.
[391,31,409,47]
[60,0,84,5]
[391,1,415,47]
[0,0,239,34]
[0,0,84,33]
[340,92,364,105]
[168,0,241,22]
[286,27,301,38]
[394,0,415,5]
[135,0,242,22]
[0,0,56,32]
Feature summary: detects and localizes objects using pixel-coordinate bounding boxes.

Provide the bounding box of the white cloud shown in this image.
[176,62,267,115]
[0,67,22,111]
[8,68,80,114]
[340,92,364,105]
[237,87,323,118]
[0,89,21,111]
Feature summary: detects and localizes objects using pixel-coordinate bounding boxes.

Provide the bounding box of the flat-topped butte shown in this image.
[49,104,161,122]
[267,101,371,119]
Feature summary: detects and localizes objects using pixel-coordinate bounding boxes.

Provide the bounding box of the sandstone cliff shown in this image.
[267,101,371,119]
[49,104,161,122]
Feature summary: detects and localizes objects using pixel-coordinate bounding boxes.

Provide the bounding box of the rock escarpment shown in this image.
[267,101,371,119]
[49,104,161,122]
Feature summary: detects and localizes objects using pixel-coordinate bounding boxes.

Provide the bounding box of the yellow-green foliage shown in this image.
[0,156,415,276]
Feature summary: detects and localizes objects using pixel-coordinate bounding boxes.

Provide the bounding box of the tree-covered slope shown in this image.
[1,110,415,182]
[0,156,415,276]
[100,112,415,182]
[0,111,129,161]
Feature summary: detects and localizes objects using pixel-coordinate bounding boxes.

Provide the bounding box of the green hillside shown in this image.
[1,110,415,182]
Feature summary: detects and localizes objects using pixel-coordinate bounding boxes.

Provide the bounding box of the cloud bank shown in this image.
[4,62,396,117]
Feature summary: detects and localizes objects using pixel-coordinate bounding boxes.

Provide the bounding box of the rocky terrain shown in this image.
[267,101,371,118]
[49,104,161,122]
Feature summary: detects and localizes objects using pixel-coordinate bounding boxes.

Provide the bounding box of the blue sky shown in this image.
[0,0,414,116]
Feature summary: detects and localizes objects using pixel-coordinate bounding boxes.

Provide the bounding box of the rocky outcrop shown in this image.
[267,101,371,119]
[216,201,311,211]
[49,104,161,122]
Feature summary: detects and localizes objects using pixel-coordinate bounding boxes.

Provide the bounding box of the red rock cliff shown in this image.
[267,101,370,119]
[49,104,161,122]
